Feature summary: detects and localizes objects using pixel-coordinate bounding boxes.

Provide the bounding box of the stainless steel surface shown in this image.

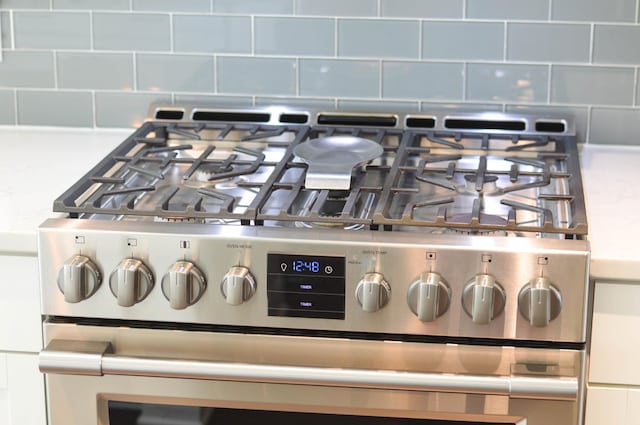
[161,260,206,310]
[39,217,589,342]
[220,265,256,306]
[41,322,586,425]
[293,136,384,190]
[518,277,562,327]
[462,274,507,325]
[38,104,591,425]
[108,258,154,307]
[56,254,101,303]
[406,271,451,322]
[40,338,578,400]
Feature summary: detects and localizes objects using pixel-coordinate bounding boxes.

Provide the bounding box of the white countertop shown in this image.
[0,126,129,255]
[580,144,640,281]
[0,126,638,281]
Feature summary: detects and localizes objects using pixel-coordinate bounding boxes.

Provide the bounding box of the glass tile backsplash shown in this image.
[0,0,638,144]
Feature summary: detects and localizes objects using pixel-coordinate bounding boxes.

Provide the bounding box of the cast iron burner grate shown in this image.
[53,105,587,237]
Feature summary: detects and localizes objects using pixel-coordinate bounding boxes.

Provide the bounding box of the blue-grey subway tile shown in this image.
[0,51,54,88]
[218,57,296,96]
[551,66,634,106]
[0,90,16,125]
[551,0,635,22]
[52,0,130,10]
[505,104,589,143]
[57,52,134,90]
[212,0,293,14]
[14,12,90,49]
[255,97,336,110]
[507,23,590,63]
[256,17,334,56]
[17,90,93,127]
[0,0,48,9]
[299,59,379,98]
[420,102,503,114]
[382,62,463,101]
[590,108,640,145]
[174,94,254,108]
[467,63,549,103]
[593,25,640,65]
[174,15,251,54]
[1,13,11,48]
[467,0,548,20]
[423,21,503,61]
[296,0,377,17]
[137,54,214,93]
[132,0,210,12]
[93,13,170,51]
[337,99,420,113]
[380,0,463,19]
[339,19,419,59]
[96,92,171,128]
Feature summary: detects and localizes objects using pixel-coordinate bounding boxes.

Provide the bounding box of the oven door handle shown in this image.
[39,339,578,401]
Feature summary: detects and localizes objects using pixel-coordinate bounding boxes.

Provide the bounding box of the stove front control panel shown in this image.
[39,220,589,342]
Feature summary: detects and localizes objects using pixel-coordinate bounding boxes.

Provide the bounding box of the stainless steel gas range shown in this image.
[38,105,590,425]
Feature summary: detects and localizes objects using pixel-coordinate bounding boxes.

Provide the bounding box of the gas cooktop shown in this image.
[55,104,586,238]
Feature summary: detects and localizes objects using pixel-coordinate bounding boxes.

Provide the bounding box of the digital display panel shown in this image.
[267,254,345,320]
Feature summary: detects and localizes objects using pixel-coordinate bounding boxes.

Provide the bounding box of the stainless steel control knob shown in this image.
[109,258,154,307]
[355,272,391,312]
[57,254,101,303]
[161,261,206,310]
[518,277,562,327]
[220,266,256,305]
[407,272,451,322]
[462,274,506,325]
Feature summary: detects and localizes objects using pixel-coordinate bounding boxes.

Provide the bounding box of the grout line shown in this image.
[52,51,58,89]
[462,0,467,19]
[169,13,174,53]
[462,62,468,100]
[585,106,592,144]
[13,88,18,125]
[548,0,553,21]
[210,0,214,14]
[503,21,508,61]
[89,11,94,51]
[547,64,552,104]
[250,15,255,55]
[633,67,639,106]
[213,55,218,93]
[9,10,15,50]
[378,60,383,99]
[589,23,594,64]
[418,19,423,60]
[295,57,300,96]
[377,0,381,17]
[91,90,96,127]
[132,52,138,91]
[334,17,339,56]
[637,0,640,24]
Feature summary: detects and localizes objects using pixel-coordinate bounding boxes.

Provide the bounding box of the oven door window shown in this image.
[108,401,522,425]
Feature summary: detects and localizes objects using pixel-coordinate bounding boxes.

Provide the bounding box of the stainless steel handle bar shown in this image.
[39,339,577,401]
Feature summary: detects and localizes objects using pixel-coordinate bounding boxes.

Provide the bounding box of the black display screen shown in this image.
[267,254,345,320]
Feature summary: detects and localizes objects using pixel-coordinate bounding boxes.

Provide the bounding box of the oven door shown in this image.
[39,322,584,425]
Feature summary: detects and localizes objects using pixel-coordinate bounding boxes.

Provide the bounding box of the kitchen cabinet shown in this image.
[586,281,640,425]
[0,352,46,425]
[0,255,42,352]
[0,255,45,425]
